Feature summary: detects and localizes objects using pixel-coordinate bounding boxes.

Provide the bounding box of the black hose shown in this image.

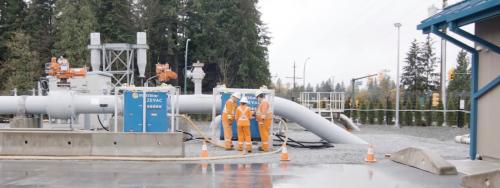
[273,134,333,149]
[96,115,110,131]
[176,130,194,142]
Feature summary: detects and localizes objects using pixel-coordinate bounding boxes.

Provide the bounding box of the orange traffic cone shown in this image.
[200,141,209,158]
[364,144,377,162]
[280,144,290,161]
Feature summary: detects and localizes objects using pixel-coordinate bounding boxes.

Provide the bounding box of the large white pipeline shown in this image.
[0,93,366,144]
[0,91,118,119]
[178,95,367,144]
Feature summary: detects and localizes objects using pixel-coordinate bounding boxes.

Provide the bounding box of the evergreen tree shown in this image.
[359,102,367,125]
[402,39,426,105]
[367,101,375,124]
[334,82,345,92]
[185,0,270,89]
[415,100,423,126]
[135,0,184,84]
[2,31,40,91]
[420,35,439,92]
[305,83,314,92]
[425,97,433,126]
[23,0,56,63]
[447,96,457,126]
[0,0,27,89]
[386,99,393,125]
[403,97,413,126]
[97,0,135,43]
[345,97,351,118]
[448,50,471,96]
[53,0,97,67]
[377,102,384,124]
[434,98,444,126]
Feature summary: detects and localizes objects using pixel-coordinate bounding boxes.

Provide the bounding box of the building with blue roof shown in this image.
[418,0,499,161]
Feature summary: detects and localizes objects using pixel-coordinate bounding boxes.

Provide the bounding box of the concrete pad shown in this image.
[0,131,184,157]
[390,147,458,175]
[91,132,184,157]
[450,160,500,175]
[0,131,92,156]
[462,170,500,188]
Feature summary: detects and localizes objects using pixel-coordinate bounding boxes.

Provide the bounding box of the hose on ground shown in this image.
[273,134,333,149]
[176,129,194,142]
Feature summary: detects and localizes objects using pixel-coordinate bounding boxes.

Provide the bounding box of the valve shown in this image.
[156,64,177,83]
[46,57,87,87]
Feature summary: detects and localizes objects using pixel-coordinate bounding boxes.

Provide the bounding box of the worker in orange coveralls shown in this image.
[255,90,272,152]
[235,97,253,152]
[222,92,240,150]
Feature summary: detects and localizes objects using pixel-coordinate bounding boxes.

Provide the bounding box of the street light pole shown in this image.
[184,38,191,94]
[302,57,311,91]
[441,0,448,126]
[394,22,402,128]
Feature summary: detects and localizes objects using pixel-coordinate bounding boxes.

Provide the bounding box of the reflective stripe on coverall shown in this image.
[222,99,237,149]
[256,99,272,152]
[236,105,252,152]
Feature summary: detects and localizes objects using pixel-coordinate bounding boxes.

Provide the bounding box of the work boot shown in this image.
[258,146,264,151]
[247,149,252,153]
[225,146,234,151]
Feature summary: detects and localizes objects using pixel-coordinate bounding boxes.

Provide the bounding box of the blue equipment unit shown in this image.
[219,92,261,141]
[123,91,170,132]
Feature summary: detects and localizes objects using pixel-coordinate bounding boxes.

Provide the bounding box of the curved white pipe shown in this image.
[179,94,366,144]
[339,113,361,132]
[274,97,366,144]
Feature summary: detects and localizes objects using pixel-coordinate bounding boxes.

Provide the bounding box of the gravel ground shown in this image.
[0,121,469,164]
[182,121,470,164]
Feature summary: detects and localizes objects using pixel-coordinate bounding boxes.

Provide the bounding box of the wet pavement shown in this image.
[0,160,463,188]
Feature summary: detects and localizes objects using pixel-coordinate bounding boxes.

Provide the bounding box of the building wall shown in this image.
[475,16,500,161]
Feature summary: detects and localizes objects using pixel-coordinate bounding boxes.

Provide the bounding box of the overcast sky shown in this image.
[258,0,473,87]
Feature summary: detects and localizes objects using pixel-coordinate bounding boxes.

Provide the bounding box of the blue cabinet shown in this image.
[219,92,261,141]
[123,91,170,132]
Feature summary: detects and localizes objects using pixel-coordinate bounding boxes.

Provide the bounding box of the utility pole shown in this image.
[441,0,448,126]
[303,57,311,90]
[394,22,402,128]
[285,61,302,101]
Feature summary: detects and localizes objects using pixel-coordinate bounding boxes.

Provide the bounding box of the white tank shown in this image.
[136,32,147,78]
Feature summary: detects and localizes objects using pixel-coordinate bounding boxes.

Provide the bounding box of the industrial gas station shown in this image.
[0,0,498,187]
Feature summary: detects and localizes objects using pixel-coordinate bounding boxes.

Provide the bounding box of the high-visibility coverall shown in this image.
[236,105,252,152]
[256,99,273,151]
[222,99,237,149]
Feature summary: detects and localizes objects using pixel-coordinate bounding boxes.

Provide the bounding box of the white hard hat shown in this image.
[240,97,249,104]
[231,92,241,99]
[255,90,265,97]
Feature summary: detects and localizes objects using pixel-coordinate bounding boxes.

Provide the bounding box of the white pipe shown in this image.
[179,94,366,144]
[0,96,23,114]
[274,97,366,144]
[339,114,361,132]
[25,96,48,114]
[0,93,366,144]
